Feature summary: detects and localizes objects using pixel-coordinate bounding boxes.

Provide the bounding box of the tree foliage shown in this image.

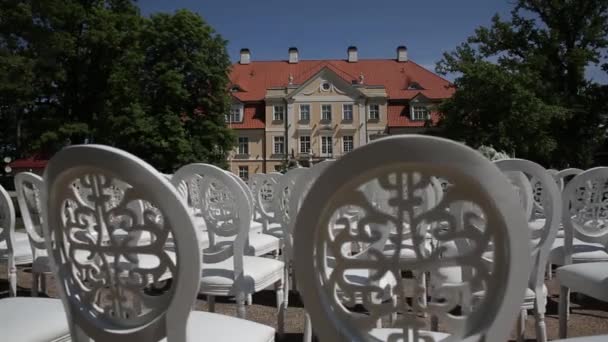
[437,0,608,168]
[0,1,234,172]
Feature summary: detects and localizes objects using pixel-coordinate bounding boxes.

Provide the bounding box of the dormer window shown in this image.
[227,104,243,122]
[408,82,424,90]
[411,105,430,121]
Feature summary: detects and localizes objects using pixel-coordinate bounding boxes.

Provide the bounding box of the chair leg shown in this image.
[534,307,547,342]
[208,295,215,312]
[516,308,526,342]
[534,298,547,342]
[40,273,47,295]
[8,258,17,297]
[390,312,398,327]
[559,286,570,338]
[430,315,439,331]
[32,273,39,297]
[275,278,285,338]
[283,267,290,308]
[304,312,313,342]
[236,292,247,319]
[418,272,428,318]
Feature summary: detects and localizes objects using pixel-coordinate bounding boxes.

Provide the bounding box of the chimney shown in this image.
[397,45,408,62]
[288,47,299,64]
[347,46,358,63]
[240,48,251,64]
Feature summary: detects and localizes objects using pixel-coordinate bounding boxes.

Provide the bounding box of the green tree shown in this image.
[437,0,608,168]
[0,2,234,172]
[134,10,234,171]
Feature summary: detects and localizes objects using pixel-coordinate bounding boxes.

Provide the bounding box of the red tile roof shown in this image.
[9,156,48,169]
[387,103,441,127]
[228,103,265,129]
[229,59,454,102]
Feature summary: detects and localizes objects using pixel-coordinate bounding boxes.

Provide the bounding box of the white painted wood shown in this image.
[42,144,202,342]
[14,172,51,296]
[172,163,285,336]
[292,135,531,341]
[557,167,608,339]
[0,182,31,296]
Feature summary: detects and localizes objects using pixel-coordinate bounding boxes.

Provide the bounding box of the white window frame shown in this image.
[237,136,249,155]
[299,104,311,121]
[342,135,354,153]
[299,135,311,154]
[411,105,430,121]
[321,104,332,121]
[368,104,380,120]
[342,103,354,121]
[273,105,285,121]
[320,135,333,157]
[228,104,243,122]
[273,135,285,154]
[238,165,249,180]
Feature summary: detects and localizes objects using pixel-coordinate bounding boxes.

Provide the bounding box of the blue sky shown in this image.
[138,0,607,84]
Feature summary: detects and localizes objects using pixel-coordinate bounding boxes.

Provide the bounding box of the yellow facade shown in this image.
[228,68,394,176]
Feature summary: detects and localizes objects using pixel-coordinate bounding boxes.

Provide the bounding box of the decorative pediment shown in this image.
[288,67,364,102]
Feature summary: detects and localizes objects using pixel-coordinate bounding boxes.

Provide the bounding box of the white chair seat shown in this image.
[200,256,284,295]
[473,284,547,300]
[264,225,284,239]
[250,221,264,234]
[344,268,397,289]
[247,233,280,256]
[556,262,608,302]
[370,328,449,340]
[383,240,432,260]
[529,218,546,230]
[550,238,608,265]
[181,310,275,342]
[0,297,70,342]
[0,236,33,264]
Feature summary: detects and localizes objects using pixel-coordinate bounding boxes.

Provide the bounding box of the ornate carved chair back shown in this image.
[495,159,562,291]
[562,167,608,264]
[286,162,333,260]
[502,170,534,220]
[15,172,46,259]
[250,172,282,229]
[293,135,531,342]
[172,163,250,266]
[556,168,584,192]
[0,183,18,294]
[272,167,309,259]
[42,145,201,342]
[228,172,255,220]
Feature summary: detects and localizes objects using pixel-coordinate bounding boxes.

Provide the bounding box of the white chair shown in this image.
[557,167,608,339]
[293,135,531,341]
[42,144,275,341]
[172,163,285,336]
[14,172,52,296]
[0,182,33,296]
[495,159,562,342]
[0,180,71,341]
[546,168,588,279]
[249,172,284,239]
[227,172,280,258]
